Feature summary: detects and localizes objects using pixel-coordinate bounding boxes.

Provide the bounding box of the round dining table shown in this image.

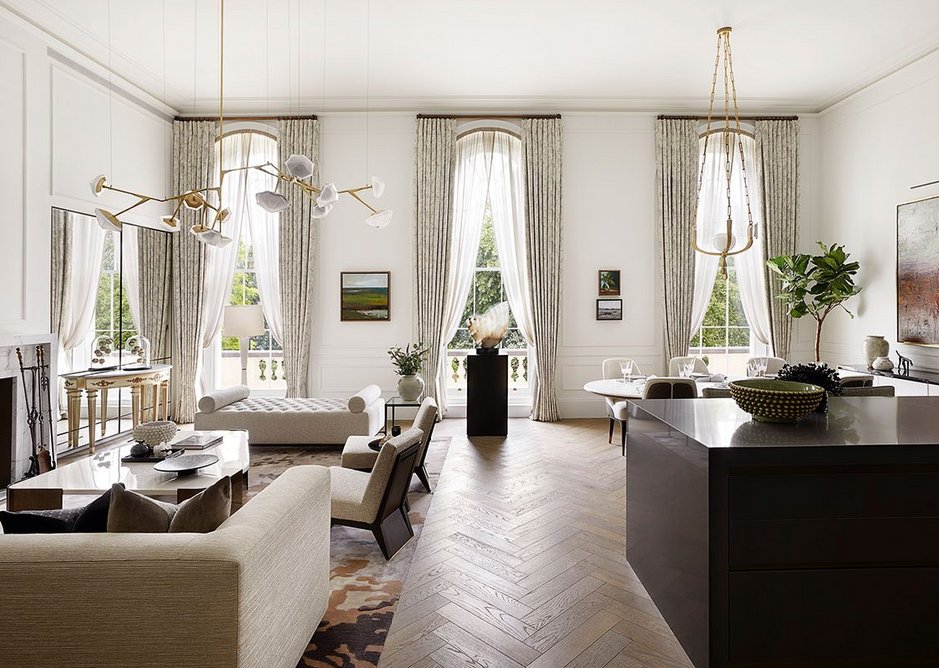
[583,376,726,400]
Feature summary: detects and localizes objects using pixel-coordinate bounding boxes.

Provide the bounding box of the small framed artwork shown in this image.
[598,269,621,296]
[340,271,391,321]
[596,298,623,321]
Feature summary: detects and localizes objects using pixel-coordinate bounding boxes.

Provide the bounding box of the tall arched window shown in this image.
[689,128,772,374]
[444,127,531,403]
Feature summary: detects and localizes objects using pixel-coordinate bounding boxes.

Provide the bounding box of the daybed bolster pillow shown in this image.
[198,385,250,413]
[348,384,382,413]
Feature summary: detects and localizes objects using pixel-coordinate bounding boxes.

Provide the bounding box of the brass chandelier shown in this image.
[693,26,754,278]
[90,0,391,246]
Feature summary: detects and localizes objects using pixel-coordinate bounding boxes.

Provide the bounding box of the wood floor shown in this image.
[380,418,692,668]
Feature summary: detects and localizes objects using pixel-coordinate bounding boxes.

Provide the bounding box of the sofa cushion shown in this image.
[170,477,232,533]
[348,384,382,413]
[197,385,250,413]
[340,435,380,470]
[107,484,177,532]
[0,487,118,534]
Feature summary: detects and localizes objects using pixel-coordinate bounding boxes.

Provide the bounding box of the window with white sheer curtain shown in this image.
[689,129,772,376]
[443,128,532,404]
[204,129,286,395]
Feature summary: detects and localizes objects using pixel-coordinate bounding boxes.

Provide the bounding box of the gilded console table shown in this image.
[61,364,172,452]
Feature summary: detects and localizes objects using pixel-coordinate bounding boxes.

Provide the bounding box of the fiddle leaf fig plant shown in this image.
[767,242,861,363]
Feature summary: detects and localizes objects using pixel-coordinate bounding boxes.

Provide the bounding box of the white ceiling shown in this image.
[7,0,939,114]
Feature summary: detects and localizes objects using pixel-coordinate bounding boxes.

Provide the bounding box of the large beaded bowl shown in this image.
[132,420,178,447]
[728,379,825,423]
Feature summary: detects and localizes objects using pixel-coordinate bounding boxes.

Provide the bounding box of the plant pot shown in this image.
[864,335,889,368]
[397,374,424,401]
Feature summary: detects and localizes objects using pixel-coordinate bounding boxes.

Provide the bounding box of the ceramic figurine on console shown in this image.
[872,356,895,372]
[467,302,510,354]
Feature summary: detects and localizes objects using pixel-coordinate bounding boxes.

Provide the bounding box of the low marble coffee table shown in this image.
[6,430,250,512]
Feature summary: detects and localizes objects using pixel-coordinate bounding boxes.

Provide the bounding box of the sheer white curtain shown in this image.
[733,136,773,347]
[57,217,106,367]
[690,135,725,335]
[437,132,490,415]
[243,134,284,345]
[198,133,250,392]
[486,130,538,404]
[120,225,142,332]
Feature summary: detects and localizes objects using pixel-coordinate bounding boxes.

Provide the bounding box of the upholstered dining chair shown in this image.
[341,397,438,492]
[642,377,698,400]
[702,386,732,398]
[330,428,423,559]
[600,358,642,449]
[668,356,710,376]
[840,375,874,388]
[746,356,787,376]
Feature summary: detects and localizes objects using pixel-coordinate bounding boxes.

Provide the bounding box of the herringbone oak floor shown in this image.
[379,418,692,668]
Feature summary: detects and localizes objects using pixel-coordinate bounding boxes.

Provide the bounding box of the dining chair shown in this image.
[668,356,710,376]
[642,377,699,400]
[746,356,787,375]
[840,375,874,388]
[702,386,732,398]
[600,358,641,449]
[841,385,894,397]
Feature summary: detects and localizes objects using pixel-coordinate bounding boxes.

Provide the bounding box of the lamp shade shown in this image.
[223,304,265,337]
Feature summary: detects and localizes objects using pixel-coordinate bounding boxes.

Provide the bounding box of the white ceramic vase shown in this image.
[397,374,424,401]
[864,335,889,368]
[872,356,895,372]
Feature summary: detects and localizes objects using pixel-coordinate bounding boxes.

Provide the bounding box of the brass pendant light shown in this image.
[692,26,754,278]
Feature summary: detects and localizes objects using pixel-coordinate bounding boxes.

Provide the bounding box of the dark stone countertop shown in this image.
[628,397,939,449]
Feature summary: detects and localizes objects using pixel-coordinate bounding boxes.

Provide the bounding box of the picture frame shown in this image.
[340,271,391,322]
[598,269,621,296]
[596,298,623,321]
[897,196,939,344]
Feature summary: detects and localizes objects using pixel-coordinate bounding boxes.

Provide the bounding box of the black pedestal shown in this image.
[466,352,508,436]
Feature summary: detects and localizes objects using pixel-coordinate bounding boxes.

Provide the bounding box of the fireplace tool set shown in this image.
[15,346,55,479]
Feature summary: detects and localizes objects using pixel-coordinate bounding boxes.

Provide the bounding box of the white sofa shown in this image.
[194,384,385,445]
[0,465,331,667]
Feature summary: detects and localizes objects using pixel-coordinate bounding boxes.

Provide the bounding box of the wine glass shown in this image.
[679,359,695,378]
[756,357,768,378]
[620,360,635,383]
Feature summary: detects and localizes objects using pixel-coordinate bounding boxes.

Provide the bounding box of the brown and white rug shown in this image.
[244,436,451,668]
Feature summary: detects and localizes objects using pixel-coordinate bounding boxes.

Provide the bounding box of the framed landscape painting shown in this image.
[340,272,391,321]
[596,299,623,321]
[897,197,939,344]
[598,269,621,296]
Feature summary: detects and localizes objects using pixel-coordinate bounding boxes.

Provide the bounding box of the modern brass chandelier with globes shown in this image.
[693,26,754,278]
[89,0,391,247]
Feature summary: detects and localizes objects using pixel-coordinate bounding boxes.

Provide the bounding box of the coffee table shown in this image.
[6,430,250,512]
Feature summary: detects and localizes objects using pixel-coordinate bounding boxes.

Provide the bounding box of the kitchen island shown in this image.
[626,396,939,668]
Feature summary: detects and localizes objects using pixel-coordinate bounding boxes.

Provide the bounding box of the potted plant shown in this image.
[767,242,861,363]
[388,342,429,401]
[775,362,843,413]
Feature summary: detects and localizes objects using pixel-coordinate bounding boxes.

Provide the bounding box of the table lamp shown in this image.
[223,304,265,386]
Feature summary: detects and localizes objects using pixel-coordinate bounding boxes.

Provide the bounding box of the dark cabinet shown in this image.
[466,352,508,437]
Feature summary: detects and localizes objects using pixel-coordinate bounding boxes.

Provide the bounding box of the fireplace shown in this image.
[0,378,12,489]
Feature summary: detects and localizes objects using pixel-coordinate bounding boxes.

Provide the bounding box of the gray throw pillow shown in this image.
[107,483,177,533]
[169,477,232,533]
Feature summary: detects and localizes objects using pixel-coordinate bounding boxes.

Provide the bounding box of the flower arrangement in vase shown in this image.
[388,342,429,401]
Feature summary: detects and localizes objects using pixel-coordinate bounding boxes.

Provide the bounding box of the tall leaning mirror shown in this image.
[51,207,173,455]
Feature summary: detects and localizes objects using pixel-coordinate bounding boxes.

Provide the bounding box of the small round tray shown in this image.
[154,454,219,476]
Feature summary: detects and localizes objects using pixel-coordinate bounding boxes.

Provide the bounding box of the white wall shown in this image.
[818,49,939,371]
[0,7,172,339]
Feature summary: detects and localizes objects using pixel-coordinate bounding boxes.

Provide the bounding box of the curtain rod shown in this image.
[175,114,318,122]
[417,113,562,120]
[657,114,799,121]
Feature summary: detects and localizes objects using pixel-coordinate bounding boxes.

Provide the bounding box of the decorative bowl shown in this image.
[132,420,178,447]
[728,379,825,423]
[154,454,219,476]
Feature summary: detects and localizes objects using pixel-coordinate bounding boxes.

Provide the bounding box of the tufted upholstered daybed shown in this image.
[194,384,385,445]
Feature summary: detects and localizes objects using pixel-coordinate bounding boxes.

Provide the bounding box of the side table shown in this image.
[384,396,422,435]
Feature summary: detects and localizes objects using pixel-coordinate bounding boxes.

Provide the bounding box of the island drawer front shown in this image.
[729,517,939,570]
[728,470,939,521]
[728,568,939,666]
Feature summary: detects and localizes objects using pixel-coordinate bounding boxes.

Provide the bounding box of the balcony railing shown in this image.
[446,348,529,393]
[220,350,286,393]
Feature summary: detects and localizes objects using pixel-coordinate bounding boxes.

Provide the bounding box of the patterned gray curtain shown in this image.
[137,228,172,363]
[277,118,319,397]
[522,117,563,422]
[414,117,456,405]
[655,117,699,365]
[170,120,214,423]
[755,119,799,361]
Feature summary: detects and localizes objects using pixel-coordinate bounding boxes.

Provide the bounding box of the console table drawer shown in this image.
[730,517,939,570]
[729,471,939,521]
